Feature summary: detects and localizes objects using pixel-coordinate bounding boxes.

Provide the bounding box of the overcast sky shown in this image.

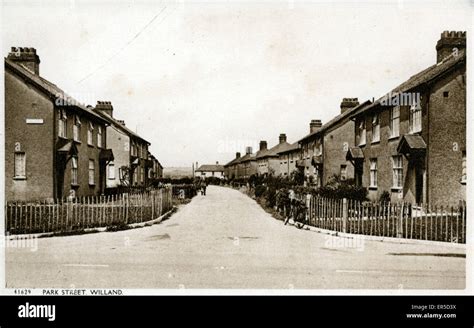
[1,0,471,167]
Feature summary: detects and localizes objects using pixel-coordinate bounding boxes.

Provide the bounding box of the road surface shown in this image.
[6,186,465,289]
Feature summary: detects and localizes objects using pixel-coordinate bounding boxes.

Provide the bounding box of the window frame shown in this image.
[390,106,400,138]
[87,122,94,146]
[71,156,78,186]
[392,155,403,189]
[88,159,95,185]
[369,158,378,188]
[409,102,422,134]
[14,152,26,179]
[371,113,380,143]
[108,162,115,180]
[58,110,67,138]
[358,119,366,146]
[73,115,81,142]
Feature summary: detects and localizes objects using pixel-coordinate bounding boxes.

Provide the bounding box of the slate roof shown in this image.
[5,58,109,125]
[277,142,300,155]
[93,109,150,145]
[256,141,292,159]
[348,49,466,119]
[298,100,372,143]
[196,164,225,172]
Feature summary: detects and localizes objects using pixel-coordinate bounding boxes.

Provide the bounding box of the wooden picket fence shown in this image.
[5,187,173,235]
[297,196,467,244]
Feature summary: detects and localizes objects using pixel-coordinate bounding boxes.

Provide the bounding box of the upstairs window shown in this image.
[358,119,366,146]
[73,115,81,142]
[371,114,380,143]
[87,122,94,146]
[390,106,400,138]
[97,126,103,148]
[409,102,422,133]
[58,110,67,138]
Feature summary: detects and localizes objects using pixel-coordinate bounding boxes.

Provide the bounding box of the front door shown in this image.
[415,166,424,204]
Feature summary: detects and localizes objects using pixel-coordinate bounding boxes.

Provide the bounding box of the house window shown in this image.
[371,114,380,143]
[392,155,403,188]
[359,119,366,145]
[87,122,94,146]
[88,159,95,185]
[141,167,145,183]
[131,143,137,157]
[340,165,347,180]
[133,168,138,185]
[14,152,26,179]
[409,102,422,133]
[97,126,102,148]
[108,163,115,180]
[71,156,78,185]
[370,159,377,188]
[148,168,153,179]
[73,115,81,142]
[390,106,400,138]
[58,110,67,138]
[461,151,466,184]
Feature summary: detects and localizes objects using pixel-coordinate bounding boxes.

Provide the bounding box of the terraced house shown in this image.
[277,142,300,177]
[256,134,291,176]
[224,152,241,179]
[5,47,114,201]
[93,101,151,190]
[346,31,466,206]
[297,120,324,186]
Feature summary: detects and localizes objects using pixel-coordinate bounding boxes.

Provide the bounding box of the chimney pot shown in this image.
[7,46,40,75]
[436,30,466,63]
[236,152,241,158]
[259,140,267,151]
[245,146,253,155]
[279,133,287,144]
[310,119,322,133]
[340,97,359,114]
[95,100,114,117]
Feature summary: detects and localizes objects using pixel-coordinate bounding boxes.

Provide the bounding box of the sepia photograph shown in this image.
[0,0,471,297]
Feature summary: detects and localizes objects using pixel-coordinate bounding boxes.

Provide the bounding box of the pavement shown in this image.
[5,186,466,289]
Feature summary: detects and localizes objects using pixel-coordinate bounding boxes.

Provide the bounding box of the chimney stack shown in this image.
[245,146,253,155]
[279,133,287,144]
[310,119,322,133]
[216,161,219,165]
[236,152,241,159]
[7,47,40,75]
[95,101,114,117]
[259,140,267,151]
[116,120,126,126]
[436,31,466,63]
[340,98,359,114]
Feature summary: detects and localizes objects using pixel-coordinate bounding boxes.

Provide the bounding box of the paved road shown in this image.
[6,186,465,289]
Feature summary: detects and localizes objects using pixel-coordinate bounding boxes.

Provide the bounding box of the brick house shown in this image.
[346,31,466,206]
[93,101,151,189]
[196,162,225,179]
[277,142,301,177]
[297,120,324,186]
[5,47,114,201]
[321,99,372,183]
[238,147,257,179]
[224,152,241,179]
[256,134,291,176]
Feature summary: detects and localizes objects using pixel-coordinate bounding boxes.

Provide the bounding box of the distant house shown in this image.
[256,134,291,176]
[297,121,324,186]
[277,142,301,177]
[347,31,466,206]
[224,152,241,179]
[237,147,257,179]
[5,47,114,201]
[196,162,225,179]
[93,101,151,189]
